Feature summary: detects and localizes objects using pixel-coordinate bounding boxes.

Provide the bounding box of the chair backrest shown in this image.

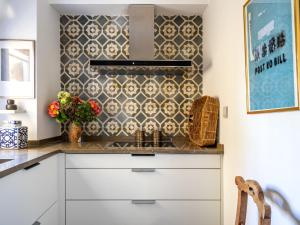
[235,176,271,225]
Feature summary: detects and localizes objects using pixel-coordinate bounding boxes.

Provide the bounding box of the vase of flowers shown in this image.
[48,91,101,143]
[68,122,82,143]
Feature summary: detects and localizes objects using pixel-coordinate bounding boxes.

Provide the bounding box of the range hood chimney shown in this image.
[129,5,154,60]
[90,5,192,68]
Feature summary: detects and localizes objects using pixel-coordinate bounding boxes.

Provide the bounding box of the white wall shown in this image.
[0,0,38,140]
[0,0,60,140]
[36,0,61,140]
[203,1,300,225]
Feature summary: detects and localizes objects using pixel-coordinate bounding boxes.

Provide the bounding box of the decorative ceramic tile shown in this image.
[105,119,121,135]
[104,100,121,116]
[85,79,102,97]
[66,22,81,38]
[124,119,139,135]
[123,99,139,116]
[85,119,101,136]
[66,41,82,58]
[60,15,203,136]
[162,119,178,136]
[143,119,159,135]
[66,80,83,95]
[143,100,159,117]
[85,22,101,38]
[66,62,82,77]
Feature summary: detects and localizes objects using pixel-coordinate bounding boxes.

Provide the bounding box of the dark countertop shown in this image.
[0,137,224,178]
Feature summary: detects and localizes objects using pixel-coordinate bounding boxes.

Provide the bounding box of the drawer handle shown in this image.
[24,162,40,170]
[132,200,156,204]
[131,153,155,157]
[131,168,156,172]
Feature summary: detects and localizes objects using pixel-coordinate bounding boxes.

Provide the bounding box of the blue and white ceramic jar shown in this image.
[0,121,28,149]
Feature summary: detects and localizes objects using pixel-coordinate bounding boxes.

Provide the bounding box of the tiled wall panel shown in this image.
[60,15,203,136]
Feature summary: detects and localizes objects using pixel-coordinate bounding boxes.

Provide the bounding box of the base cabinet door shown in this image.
[35,203,59,225]
[66,200,220,225]
[0,155,58,225]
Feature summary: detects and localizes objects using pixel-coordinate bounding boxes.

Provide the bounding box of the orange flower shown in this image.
[88,100,101,116]
[48,101,60,118]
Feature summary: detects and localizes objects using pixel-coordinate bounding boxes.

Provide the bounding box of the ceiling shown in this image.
[49,0,209,15]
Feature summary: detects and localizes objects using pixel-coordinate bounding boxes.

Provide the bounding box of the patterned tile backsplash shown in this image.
[60,15,203,137]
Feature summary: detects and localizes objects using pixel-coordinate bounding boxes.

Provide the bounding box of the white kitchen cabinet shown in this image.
[33,202,59,225]
[0,155,58,225]
[66,153,222,225]
[66,200,220,225]
[66,154,221,169]
[66,169,220,200]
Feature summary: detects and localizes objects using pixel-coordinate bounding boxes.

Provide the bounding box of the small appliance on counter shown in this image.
[0,120,28,149]
[110,128,174,148]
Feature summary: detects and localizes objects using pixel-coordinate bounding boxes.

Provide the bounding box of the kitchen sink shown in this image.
[0,159,13,164]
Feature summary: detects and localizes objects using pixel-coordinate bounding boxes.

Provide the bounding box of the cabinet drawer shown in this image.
[66,200,220,225]
[66,169,220,200]
[0,155,58,225]
[66,154,221,169]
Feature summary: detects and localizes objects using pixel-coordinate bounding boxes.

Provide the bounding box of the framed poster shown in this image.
[0,40,35,98]
[244,0,300,113]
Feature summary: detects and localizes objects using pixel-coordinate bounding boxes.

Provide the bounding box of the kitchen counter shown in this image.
[0,137,224,178]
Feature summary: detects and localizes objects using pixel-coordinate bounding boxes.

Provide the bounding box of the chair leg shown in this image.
[235,190,248,225]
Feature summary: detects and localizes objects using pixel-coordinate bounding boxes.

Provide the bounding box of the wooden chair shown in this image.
[235,176,271,225]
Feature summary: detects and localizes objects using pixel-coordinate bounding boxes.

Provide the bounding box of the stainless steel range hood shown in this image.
[90,5,192,68]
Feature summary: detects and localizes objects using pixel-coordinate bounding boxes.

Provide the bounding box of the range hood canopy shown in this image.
[90,5,192,68]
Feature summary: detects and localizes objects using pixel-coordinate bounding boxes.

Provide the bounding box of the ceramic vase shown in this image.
[68,122,82,143]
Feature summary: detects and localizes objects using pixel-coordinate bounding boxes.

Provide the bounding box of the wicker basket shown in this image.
[188,96,219,147]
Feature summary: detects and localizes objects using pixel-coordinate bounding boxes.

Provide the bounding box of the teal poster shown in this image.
[245,0,298,112]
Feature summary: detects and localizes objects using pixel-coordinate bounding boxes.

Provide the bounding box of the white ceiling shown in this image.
[49,0,209,15]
